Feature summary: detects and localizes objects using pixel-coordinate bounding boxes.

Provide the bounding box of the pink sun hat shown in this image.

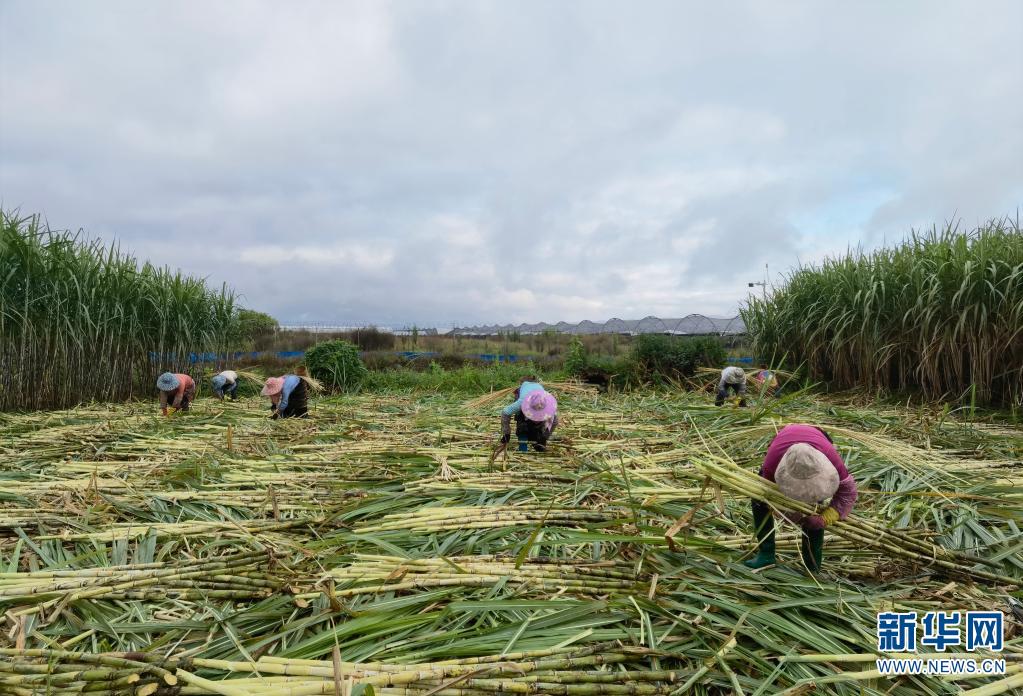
[261,377,285,396]
[521,389,557,422]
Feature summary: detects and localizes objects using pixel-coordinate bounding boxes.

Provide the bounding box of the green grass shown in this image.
[362,362,566,393]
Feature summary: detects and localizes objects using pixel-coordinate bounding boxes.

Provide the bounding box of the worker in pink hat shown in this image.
[500,376,558,452]
[262,374,309,419]
[743,424,858,572]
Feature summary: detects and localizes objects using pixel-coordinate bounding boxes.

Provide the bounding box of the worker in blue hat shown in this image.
[211,370,239,400]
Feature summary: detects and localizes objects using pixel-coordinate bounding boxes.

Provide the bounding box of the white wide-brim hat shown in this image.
[775,443,839,504]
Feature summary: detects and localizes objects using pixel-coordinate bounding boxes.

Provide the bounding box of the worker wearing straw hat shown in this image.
[500,376,558,452]
[744,424,858,572]
[262,374,309,419]
[156,372,195,416]
[211,370,239,401]
[715,366,748,406]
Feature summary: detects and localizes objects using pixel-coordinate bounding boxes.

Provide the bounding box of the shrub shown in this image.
[339,327,396,352]
[362,363,561,393]
[304,340,367,391]
[362,351,404,371]
[630,335,727,382]
[577,356,632,391]
[564,337,589,376]
[233,309,279,350]
[435,353,470,370]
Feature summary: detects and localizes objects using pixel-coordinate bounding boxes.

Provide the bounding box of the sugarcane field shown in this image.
[2,368,1022,693]
[3,2,1023,694]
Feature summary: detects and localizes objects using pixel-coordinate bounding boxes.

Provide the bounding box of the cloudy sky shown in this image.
[2,1,1021,327]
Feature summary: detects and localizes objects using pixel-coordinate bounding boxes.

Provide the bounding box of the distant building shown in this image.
[450,314,745,336]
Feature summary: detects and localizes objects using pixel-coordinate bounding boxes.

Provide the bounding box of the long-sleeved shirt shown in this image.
[277,375,302,413]
[759,424,858,530]
[159,374,195,409]
[719,366,747,388]
[212,370,237,397]
[501,381,551,436]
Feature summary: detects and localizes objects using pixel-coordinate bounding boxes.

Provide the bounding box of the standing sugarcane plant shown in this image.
[0,210,237,410]
[742,217,1023,407]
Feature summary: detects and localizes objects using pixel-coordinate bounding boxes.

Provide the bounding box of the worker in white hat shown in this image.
[743,424,858,572]
[715,366,748,406]
[211,370,239,400]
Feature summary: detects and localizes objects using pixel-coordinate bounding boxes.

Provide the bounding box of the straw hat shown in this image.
[211,375,227,390]
[521,390,557,423]
[156,372,180,392]
[775,443,839,504]
[261,377,285,396]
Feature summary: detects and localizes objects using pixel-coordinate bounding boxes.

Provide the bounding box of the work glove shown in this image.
[166,407,177,416]
[820,507,840,526]
[500,433,510,444]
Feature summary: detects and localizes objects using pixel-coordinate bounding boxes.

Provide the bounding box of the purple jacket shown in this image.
[760,424,858,530]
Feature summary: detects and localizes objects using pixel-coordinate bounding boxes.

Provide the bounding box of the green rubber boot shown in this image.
[800,527,824,572]
[743,500,776,569]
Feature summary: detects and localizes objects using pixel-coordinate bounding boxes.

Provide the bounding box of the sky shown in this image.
[2,1,1021,328]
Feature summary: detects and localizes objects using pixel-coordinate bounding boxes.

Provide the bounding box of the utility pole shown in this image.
[747,263,769,301]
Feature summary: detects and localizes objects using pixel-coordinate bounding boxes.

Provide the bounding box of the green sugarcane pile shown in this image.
[354,506,627,534]
[1,387,1021,694]
[0,643,683,695]
[323,554,647,599]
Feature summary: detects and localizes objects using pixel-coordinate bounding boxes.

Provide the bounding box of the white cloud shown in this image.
[240,244,394,271]
[1,0,1020,326]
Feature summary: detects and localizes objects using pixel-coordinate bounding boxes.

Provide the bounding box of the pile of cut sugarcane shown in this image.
[0,387,1021,694]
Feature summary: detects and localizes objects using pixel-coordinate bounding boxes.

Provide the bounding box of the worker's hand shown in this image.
[821,507,840,526]
[500,433,510,445]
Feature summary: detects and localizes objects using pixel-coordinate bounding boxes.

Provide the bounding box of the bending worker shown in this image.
[156,372,195,416]
[752,363,778,396]
[211,369,239,401]
[500,376,558,452]
[262,374,309,419]
[744,424,858,572]
[715,365,748,406]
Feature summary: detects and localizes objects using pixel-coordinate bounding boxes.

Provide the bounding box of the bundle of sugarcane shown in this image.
[404,470,575,493]
[0,643,679,696]
[29,517,314,543]
[692,452,1021,586]
[353,505,627,534]
[319,554,646,599]
[0,550,277,616]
